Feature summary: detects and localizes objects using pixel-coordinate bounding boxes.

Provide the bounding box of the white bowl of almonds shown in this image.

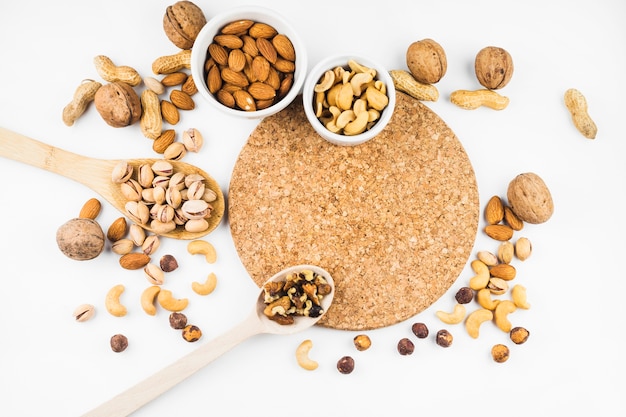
[303,54,396,146]
[190,6,307,119]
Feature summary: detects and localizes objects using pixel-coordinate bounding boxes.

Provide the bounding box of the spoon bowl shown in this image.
[0,127,224,239]
[82,264,334,417]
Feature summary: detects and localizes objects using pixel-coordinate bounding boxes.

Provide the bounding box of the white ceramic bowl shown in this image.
[302,54,396,146]
[190,6,307,119]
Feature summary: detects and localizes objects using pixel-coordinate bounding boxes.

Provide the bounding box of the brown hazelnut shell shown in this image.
[163,1,207,50]
[474,46,514,90]
[406,38,447,84]
[506,172,554,224]
[94,82,142,128]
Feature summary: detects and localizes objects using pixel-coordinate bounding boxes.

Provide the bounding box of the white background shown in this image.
[1,0,625,416]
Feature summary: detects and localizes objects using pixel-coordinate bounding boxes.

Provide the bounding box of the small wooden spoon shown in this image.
[82,264,334,417]
[0,127,224,240]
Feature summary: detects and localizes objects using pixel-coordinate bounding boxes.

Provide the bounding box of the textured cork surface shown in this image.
[229,92,479,330]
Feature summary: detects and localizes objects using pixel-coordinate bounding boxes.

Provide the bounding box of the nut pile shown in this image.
[204,19,296,111]
[312,59,390,136]
[262,269,332,325]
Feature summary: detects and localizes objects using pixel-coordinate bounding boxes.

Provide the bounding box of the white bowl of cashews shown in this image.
[190,5,308,119]
[302,54,396,146]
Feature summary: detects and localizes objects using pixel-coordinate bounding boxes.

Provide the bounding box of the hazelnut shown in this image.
[406,38,447,84]
[110,334,128,353]
[160,254,179,272]
[94,82,142,128]
[510,326,530,345]
[491,344,510,363]
[474,46,514,90]
[336,356,355,374]
[169,312,188,329]
[397,338,415,355]
[163,1,207,49]
[56,218,105,261]
[435,329,453,348]
[455,287,474,304]
[353,334,372,351]
[182,324,202,342]
[506,172,554,224]
[411,322,429,339]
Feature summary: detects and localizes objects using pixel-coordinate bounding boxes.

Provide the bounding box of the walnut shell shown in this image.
[475,46,514,90]
[163,1,207,50]
[406,39,447,84]
[507,173,554,224]
[94,82,142,128]
[56,218,105,261]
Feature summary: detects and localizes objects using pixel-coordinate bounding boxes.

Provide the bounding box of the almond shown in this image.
[248,22,278,39]
[504,206,524,231]
[160,100,180,125]
[228,49,247,72]
[272,34,295,61]
[241,35,259,57]
[221,67,249,88]
[274,58,295,73]
[220,19,254,35]
[182,74,198,96]
[489,263,517,281]
[208,43,228,66]
[248,82,276,101]
[161,72,187,87]
[484,224,514,241]
[213,34,244,49]
[251,55,270,82]
[170,89,195,110]
[207,65,223,94]
[119,252,151,270]
[153,129,176,154]
[79,198,101,220]
[277,74,293,99]
[233,90,256,111]
[256,37,277,64]
[216,89,236,108]
[107,217,128,242]
[485,195,504,225]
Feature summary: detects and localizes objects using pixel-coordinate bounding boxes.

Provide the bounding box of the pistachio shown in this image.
[111,161,133,183]
[152,175,170,189]
[182,128,204,153]
[144,263,165,285]
[487,277,508,295]
[120,179,142,201]
[184,173,204,187]
[138,164,155,188]
[142,235,160,255]
[186,180,205,200]
[164,142,187,161]
[151,160,174,176]
[202,188,218,203]
[73,303,96,322]
[184,218,209,233]
[182,199,210,220]
[129,224,146,246]
[125,201,150,225]
[166,187,183,208]
[168,172,186,191]
[111,238,134,255]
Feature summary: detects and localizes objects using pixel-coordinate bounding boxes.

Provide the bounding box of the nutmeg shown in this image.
[163,1,207,50]
[507,172,554,224]
[94,82,142,128]
[405,38,447,84]
[474,46,514,90]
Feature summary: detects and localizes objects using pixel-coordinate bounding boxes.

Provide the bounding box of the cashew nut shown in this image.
[295,339,318,371]
[336,110,356,129]
[476,288,500,310]
[469,259,490,290]
[157,289,189,312]
[465,308,493,339]
[350,72,374,96]
[141,285,161,316]
[343,110,369,136]
[192,272,218,296]
[314,70,335,93]
[187,239,217,263]
[105,284,127,317]
[436,303,466,324]
[511,284,530,309]
[494,300,517,332]
[365,86,389,111]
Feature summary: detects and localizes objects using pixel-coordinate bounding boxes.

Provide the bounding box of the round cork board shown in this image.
[229,92,479,330]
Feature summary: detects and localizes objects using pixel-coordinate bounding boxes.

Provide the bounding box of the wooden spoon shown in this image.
[81,264,334,417]
[0,127,224,240]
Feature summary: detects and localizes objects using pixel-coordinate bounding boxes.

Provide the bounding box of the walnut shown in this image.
[474,46,514,90]
[94,82,142,128]
[506,172,554,224]
[163,1,207,50]
[56,218,105,261]
[405,38,447,84]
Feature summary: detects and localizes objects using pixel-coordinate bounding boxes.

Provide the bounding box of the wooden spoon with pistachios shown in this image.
[0,127,224,239]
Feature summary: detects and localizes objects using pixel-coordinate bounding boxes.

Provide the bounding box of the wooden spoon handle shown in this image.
[82,311,265,417]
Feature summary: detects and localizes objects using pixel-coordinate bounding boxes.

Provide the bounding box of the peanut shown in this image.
[564,88,597,139]
[389,69,439,102]
[140,89,163,140]
[152,50,192,75]
[93,55,142,86]
[62,79,102,126]
[450,89,509,110]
